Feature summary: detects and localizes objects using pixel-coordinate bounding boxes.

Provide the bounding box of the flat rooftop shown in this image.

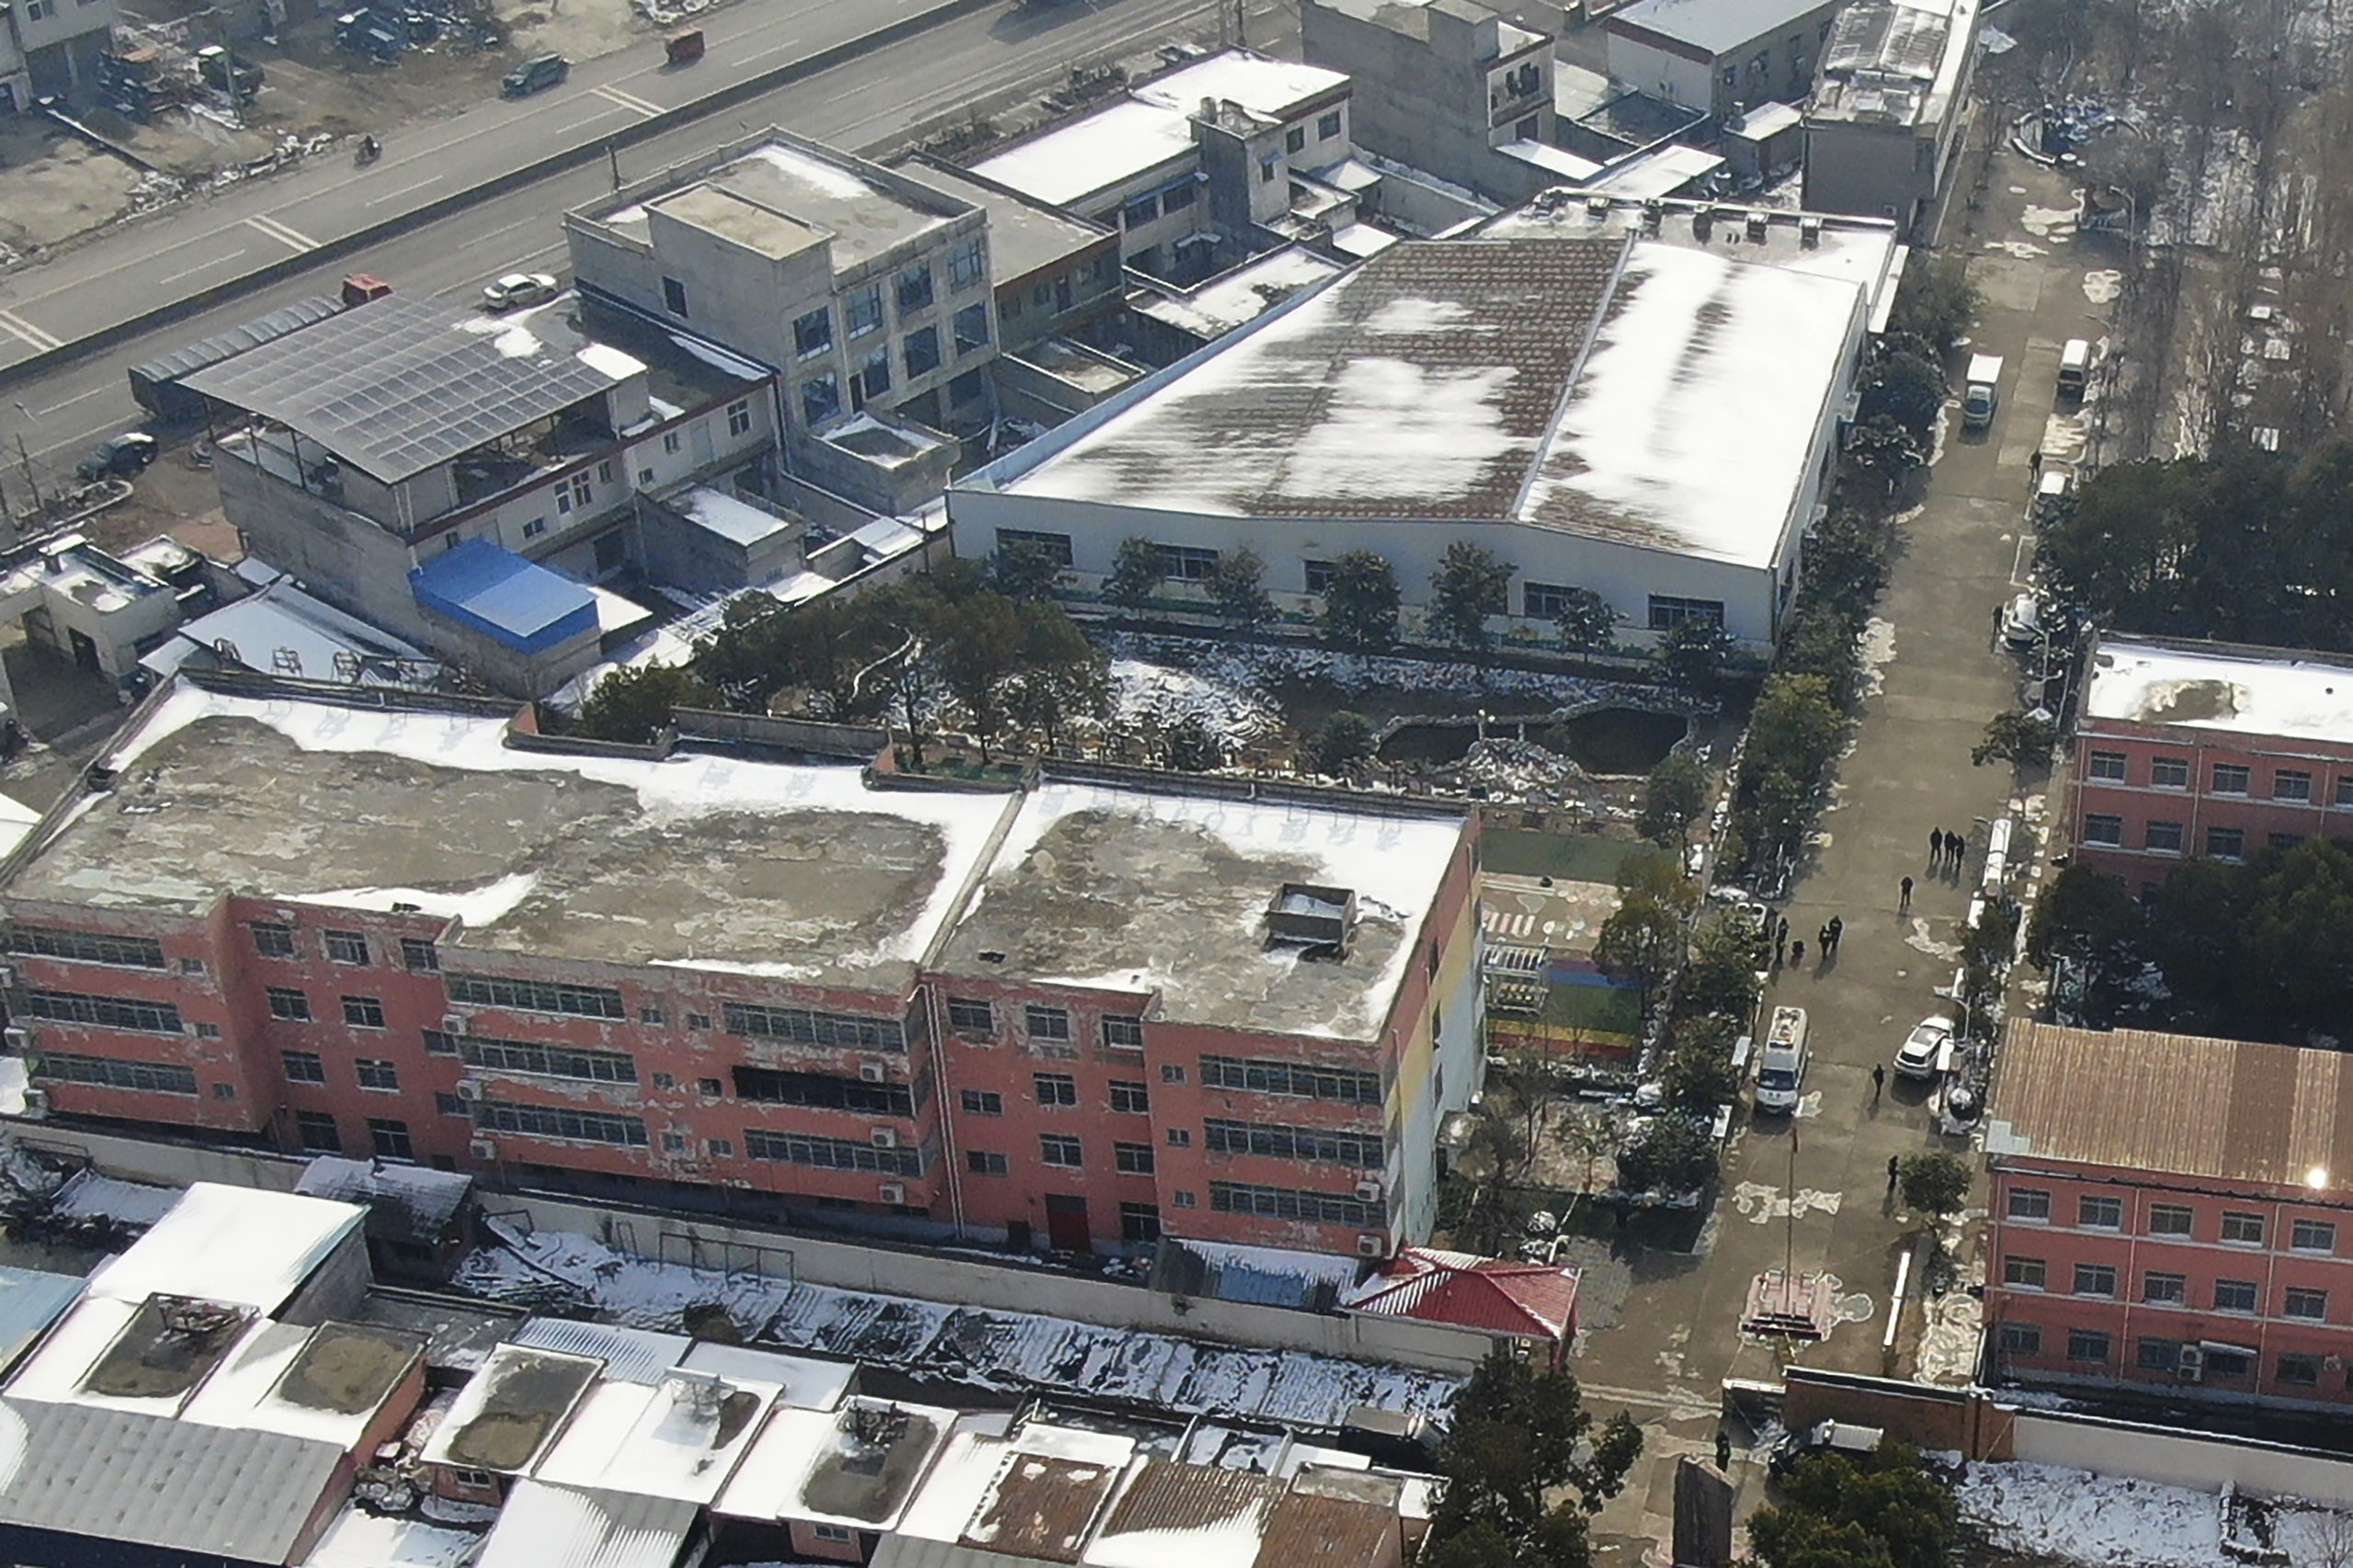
[1132,245,1350,341]
[83,1183,363,1315]
[1609,0,1835,53]
[12,684,1014,992]
[420,1343,602,1474]
[1312,0,1544,52]
[1989,1020,2353,1190]
[934,775,1466,1040]
[2081,635,2353,747]
[715,1398,955,1528]
[1811,0,1979,129]
[595,137,970,272]
[899,161,1113,285]
[981,237,1860,570]
[969,51,1347,210]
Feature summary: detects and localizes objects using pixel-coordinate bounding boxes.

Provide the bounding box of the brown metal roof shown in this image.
[1098,1460,1284,1541]
[1990,1020,2353,1188]
[962,1455,1119,1563]
[1253,1491,1398,1568]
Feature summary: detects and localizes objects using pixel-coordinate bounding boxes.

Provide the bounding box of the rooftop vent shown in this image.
[845,1401,911,1450]
[1691,203,1715,238]
[1267,882,1358,959]
[1800,216,1824,247]
[1585,195,1611,218]
[1639,199,1663,233]
[1745,210,1769,242]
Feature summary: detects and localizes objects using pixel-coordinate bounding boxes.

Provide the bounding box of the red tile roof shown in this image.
[1338,1247,1579,1340]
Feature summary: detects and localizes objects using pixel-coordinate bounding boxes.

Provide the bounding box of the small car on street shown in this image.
[77,432,160,482]
[482,272,559,312]
[1893,1015,1954,1082]
[502,52,568,97]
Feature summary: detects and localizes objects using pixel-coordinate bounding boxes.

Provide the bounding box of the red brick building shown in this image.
[0,675,1484,1259]
[1986,1019,2353,1407]
[2066,634,2353,892]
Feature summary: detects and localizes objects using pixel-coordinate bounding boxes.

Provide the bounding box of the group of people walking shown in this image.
[1768,913,1842,969]
[1927,825,1968,872]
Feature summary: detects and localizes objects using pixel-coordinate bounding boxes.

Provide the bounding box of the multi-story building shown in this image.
[186,290,784,697]
[1605,0,1849,121]
[567,129,998,475]
[0,675,1481,1259]
[0,0,117,111]
[1986,1019,2353,1409]
[1802,0,1982,234]
[967,51,1355,283]
[1300,0,1556,204]
[2064,635,2353,892]
[892,159,1123,357]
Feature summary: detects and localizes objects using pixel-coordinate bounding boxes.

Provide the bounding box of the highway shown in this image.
[0,0,1274,468]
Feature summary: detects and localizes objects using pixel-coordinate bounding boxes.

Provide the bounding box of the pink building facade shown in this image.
[2066,635,2353,891]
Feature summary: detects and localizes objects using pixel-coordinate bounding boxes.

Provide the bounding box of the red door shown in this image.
[1044,1195,1091,1253]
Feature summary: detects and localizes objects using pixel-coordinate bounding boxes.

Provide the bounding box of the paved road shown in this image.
[1584,142,2118,1557]
[0,0,1250,464]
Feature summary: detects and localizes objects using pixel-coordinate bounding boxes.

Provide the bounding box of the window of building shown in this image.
[17,989,183,1035]
[743,1129,916,1173]
[1207,1118,1384,1168]
[640,1006,665,1026]
[1101,1016,1145,1051]
[1167,1127,1191,1147]
[2150,756,2190,788]
[2212,763,2252,794]
[661,1131,687,1153]
[2208,826,2246,859]
[856,347,892,403]
[475,1099,648,1148]
[25,0,53,18]
[195,1022,222,1040]
[395,937,438,972]
[267,986,312,1021]
[1749,50,1769,74]
[2149,1203,2194,1234]
[1035,1072,1077,1107]
[297,1111,341,1153]
[727,399,753,437]
[424,1030,457,1056]
[2287,1287,2330,1320]
[436,1094,466,1117]
[324,930,369,965]
[1997,1322,2040,1355]
[2073,1263,2118,1297]
[1122,192,1160,228]
[2279,1352,2324,1386]
[1259,155,1279,184]
[2272,832,2308,851]
[1303,559,1337,595]
[663,430,683,455]
[949,369,986,406]
[1318,109,1342,139]
[847,281,884,336]
[2214,1278,2259,1312]
[2002,1256,2046,1288]
[369,1119,414,1161]
[32,1052,195,1095]
[2222,1210,2266,1244]
[896,262,935,314]
[2006,1187,2052,1221]
[2083,814,2124,846]
[2338,775,2353,807]
[661,277,688,317]
[1040,1133,1083,1167]
[688,1012,711,1030]
[460,1037,637,1084]
[949,237,985,290]
[1171,1190,1198,1208]
[801,375,841,426]
[1121,1201,1162,1243]
[793,308,833,358]
[1200,1055,1382,1104]
[2276,768,2314,801]
[722,1002,903,1050]
[904,325,941,379]
[448,975,627,1019]
[250,921,297,957]
[1284,126,1306,153]
[1109,1080,1150,1114]
[521,517,548,540]
[2143,1271,2187,1303]
[968,1150,1008,1176]
[961,1089,1003,1116]
[1516,113,1540,138]
[1161,181,1196,212]
[2294,1219,2337,1252]
[1211,1181,1381,1226]
[1114,1142,1154,1174]
[1151,543,1220,582]
[1647,595,1725,631]
[356,1059,399,1091]
[282,1051,325,1084]
[2087,751,2128,781]
[1522,582,1582,620]
[992,529,1073,569]
[8,927,165,968]
[2079,1195,2123,1228]
[342,996,386,1028]
[947,996,995,1033]
[953,303,989,356]
[2137,1337,2182,1371]
[2145,820,2186,852]
[1026,1006,1072,1041]
[1162,1063,1187,1084]
[1722,65,1736,85]
[813,1525,857,1545]
[709,1138,733,1157]
[2206,1347,2256,1379]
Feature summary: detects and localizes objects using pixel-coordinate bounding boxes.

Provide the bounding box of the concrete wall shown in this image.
[218,450,434,645]
[1802,120,1933,225]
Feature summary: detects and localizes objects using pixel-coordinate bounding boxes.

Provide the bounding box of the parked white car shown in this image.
[1893,1015,1954,1082]
[2000,593,2043,649]
[482,272,559,312]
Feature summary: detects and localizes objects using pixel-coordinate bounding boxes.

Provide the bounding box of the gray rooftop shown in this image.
[181,293,631,487]
[293,1156,472,1245]
[899,161,1112,286]
[1810,0,1975,127]
[1609,0,1836,53]
[1310,0,1545,51]
[606,137,971,272]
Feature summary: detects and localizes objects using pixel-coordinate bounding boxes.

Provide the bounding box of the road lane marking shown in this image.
[367,173,446,206]
[161,248,252,285]
[739,32,803,63]
[0,310,62,352]
[36,387,110,416]
[593,83,661,116]
[244,213,320,252]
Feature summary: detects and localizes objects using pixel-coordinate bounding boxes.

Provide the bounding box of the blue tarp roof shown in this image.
[0,1267,84,1376]
[411,540,598,656]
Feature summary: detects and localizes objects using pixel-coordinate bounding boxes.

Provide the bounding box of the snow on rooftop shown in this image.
[1135,248,1350,340]
[1518,241,1859,568]
[740,141,886,201]
[1133,52,1347,118]
[304,1504,486,1568]
[534,1369,780,1503]
[85,1183,362,1314]
[682,485,796,546]
[1956,1461,2224,1568]
[971,99,1199,209]
[713,1398,956,1528]
[5,1298,145,1407]
[47,1168,178,1228]
[2082,637,2353,745]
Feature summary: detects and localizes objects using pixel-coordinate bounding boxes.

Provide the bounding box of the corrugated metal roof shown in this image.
[963,1455,1120,1563]
[0,1396,347,1562]
[872,1532,1041,1568]
[473,1482,698,1568]
[294,1157,472,1245]
[511,1322,691,1386]
[1339,1248,1578,1340]
[0,1268,82,1376]
[1989,1021,2353,1188]
[1085,1460,1282,1568]
[1252,1491,1396,1568]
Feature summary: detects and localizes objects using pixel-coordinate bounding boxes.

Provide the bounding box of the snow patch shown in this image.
[300,874,540,928]
[1958,1462,2222,1568]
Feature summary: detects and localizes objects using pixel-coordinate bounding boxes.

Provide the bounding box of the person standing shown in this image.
[1790,939,1805,968]
[1929,826,1945,863]
[1716,1428,1733,1472]
[1827,915,1843,954]
[1870,1062,1886,1101]
[1899,875,1914,911]
[1886,1155,1900,1196]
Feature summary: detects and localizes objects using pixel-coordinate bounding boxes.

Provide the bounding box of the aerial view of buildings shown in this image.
[0,0,2351,1562]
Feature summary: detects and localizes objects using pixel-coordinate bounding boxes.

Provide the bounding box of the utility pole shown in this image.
[12,434,40,517]
[607,141,621,192]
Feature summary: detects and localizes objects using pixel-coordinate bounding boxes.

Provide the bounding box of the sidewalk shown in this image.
[1584,142,2114,1560]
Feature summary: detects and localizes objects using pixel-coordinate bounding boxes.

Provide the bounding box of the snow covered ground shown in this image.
[455,1225,1461,1428]
[1959,1463,2225,1567]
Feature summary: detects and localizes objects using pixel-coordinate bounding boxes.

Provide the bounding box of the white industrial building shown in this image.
[948,232,1872,650]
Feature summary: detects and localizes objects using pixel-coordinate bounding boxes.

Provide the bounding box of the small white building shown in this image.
[949,233,1870,650]
[1605,0,1850,120]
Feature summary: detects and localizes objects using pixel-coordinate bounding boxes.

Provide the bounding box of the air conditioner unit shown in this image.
[870,1128,899,1149]
[2177,1346,2205,1381]
[878,1182,907,1205]
[1354,1178,1385,1204]
[19,1087,47,1119]
[454,1080,485,1102]
[2325,1355,2346,1372]
[0,965,17,990]
[441,1014,471,1038]
[858,1061,888,1084]
[2,1026,28,1052]
[469,1137,498,1161]
[1356,1233,1386,1257]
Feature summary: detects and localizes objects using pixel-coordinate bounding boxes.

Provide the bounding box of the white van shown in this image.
[2057,338,2092,397]
[1755,1006,1810,1113]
